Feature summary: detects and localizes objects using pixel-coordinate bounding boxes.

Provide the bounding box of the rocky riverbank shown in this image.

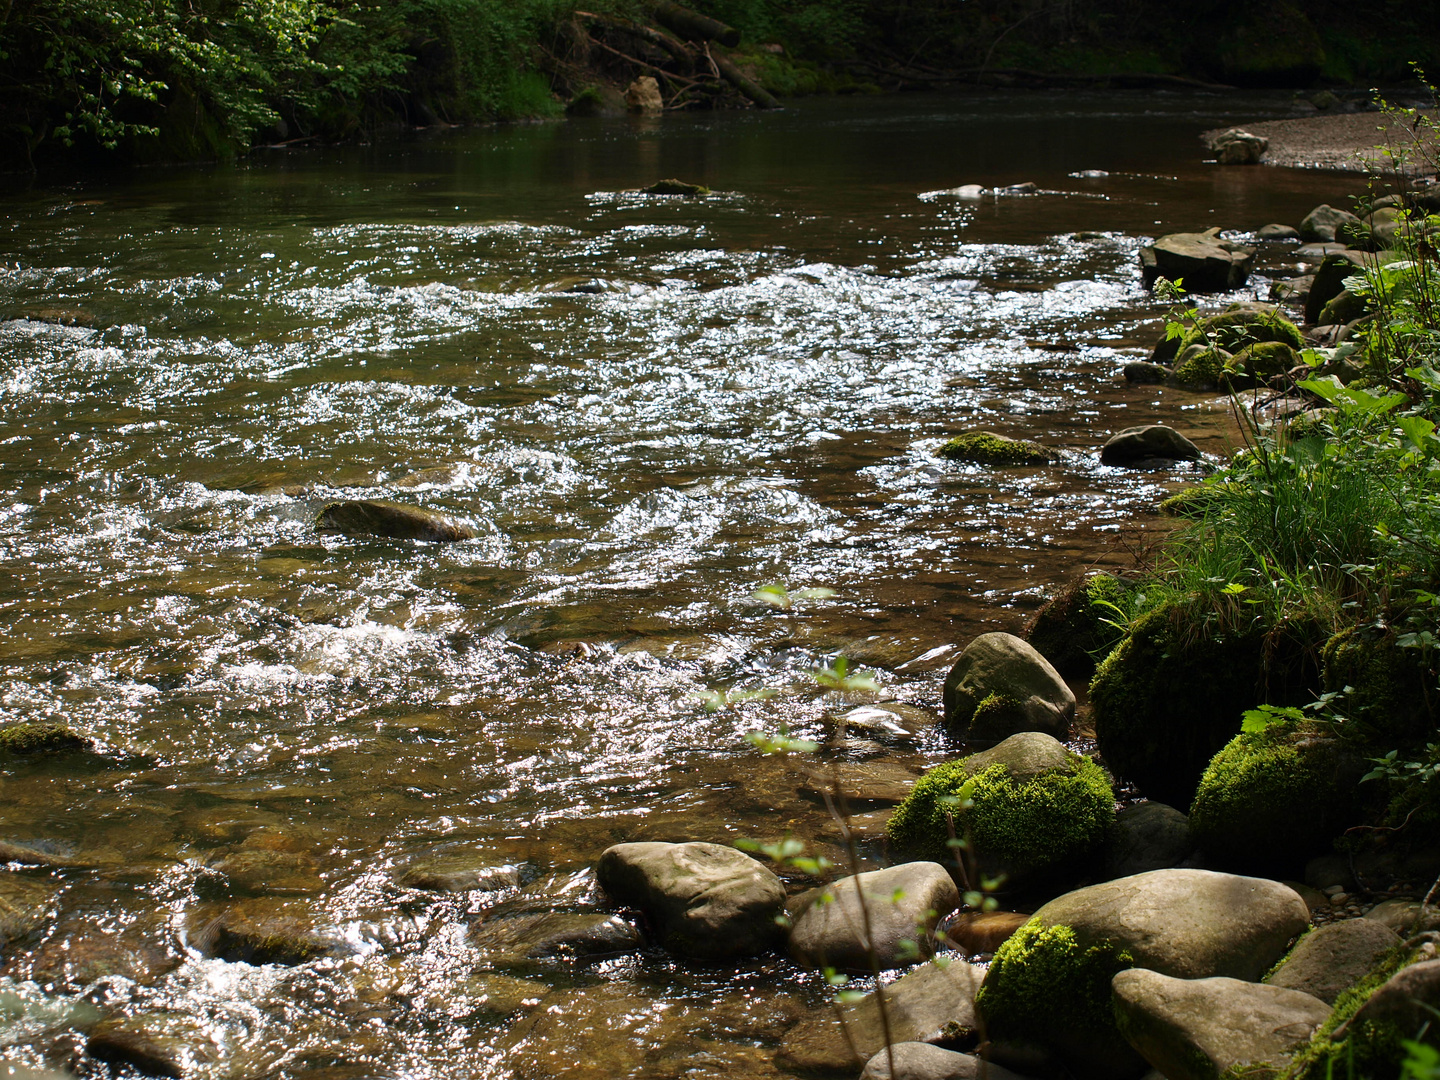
[1202,109,1440,172]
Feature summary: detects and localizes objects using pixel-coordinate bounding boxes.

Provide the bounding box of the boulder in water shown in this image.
[1265,919,1402,1004]
[1100,425,1201,465]
[641,178,709,196]
[1300,204,1363,244]
[1140,229,1254,292]
[625,76,664,113]
[787,862,959,972]
[596,841,784,959]
[315,499,476,542]
[941,632,1075,741]
[1208,128,1268,165]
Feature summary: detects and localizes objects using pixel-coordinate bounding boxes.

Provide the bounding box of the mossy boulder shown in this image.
[942,632,1075,741]
[1317,285,1370,327]
[1090,604,1319,807]
[978,919,1143,1077]
[1169,344,1230,390]
[1322,626,1434,745]
[1023,572,1134,680]
[977,869,1309,1080]
[1188,724,1365,875]
[886,732,1114,883]
[1284,942,1434,1080]
[0,724,92,757]
[937,431,1055,466]
[641,179,710,196]
[1151,307,1304,365]
[1224,340,1303,387]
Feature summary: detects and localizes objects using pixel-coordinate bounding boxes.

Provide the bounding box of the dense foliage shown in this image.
[5,0,1440,166]
[0,0,571,165]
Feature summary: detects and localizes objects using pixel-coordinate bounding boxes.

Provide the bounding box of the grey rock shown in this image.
[468,911,642,967]
[1268,274,1313,304]
[1337,958,1440,1042]
[1140,229,1255,292]
[1100,425,1202,465]
[1030,869,1310,982]
[1300,204,1363,244]
[1104,802,1194,880]
[88,1011,215,1078]
[1366,207,1408,250]
[787,862,959,972]
[1295,242,1350,259]
[1365,897,1440,936]
[1266,919,1402,1004]
[315,499,476,542]
[776,959,984,1073]
[1317,286,1367,327]
[941,632,1075,741]
[959,730,1075,781]
[860,1043,1032,1080]
[1257,224,1300,241]
[596,841,785,959]
[1112,969,1330,1080]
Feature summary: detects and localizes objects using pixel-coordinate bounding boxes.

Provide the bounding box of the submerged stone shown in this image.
[88,1011,217,1078]
[467,912,642,968]
[641,178,709,196]
[315,499,476,542]
[938,431,1055,466]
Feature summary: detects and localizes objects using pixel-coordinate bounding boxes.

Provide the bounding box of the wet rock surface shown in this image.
[190,899,352,965]
[314,499,476,542]
[87,1011,217,1079]
[468,911,643,967]
[596,842,785,959]
[860,1043,1033,1080]
[1266,919,1402,1003]
[941,633,1074,741]
[1112,970,1330,1080]
[1100,425,1202,465]
[776,960,985,1074]
[787,862,959,972]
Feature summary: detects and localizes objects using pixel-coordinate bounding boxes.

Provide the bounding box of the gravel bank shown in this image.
[1204,110,1439,173]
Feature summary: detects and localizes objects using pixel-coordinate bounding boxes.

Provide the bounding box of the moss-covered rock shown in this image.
[1169,344,1230,390]
[976,919,1140,1074]
[0,724,92,757]
[886,732,1114,882]
[641,179,709,196]
[1158,484,1231,517]
[1322,627,1434,745]
[937,431,1055,466]
[1151,308,1304,365]
[1090,604,1319,807]
[1188,724,1364,875]
[1283,943,1429,1080]
[1224,340,1303,388]
[1023,572,1134,680]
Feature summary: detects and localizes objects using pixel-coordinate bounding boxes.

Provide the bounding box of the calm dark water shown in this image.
[0,91,1365,1079]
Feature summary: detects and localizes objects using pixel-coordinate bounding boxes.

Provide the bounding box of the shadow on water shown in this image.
[0,90,1367,1077]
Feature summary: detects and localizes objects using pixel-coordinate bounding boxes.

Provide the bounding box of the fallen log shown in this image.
[711,49,779,109]
[575,9,697,72]
[651,0,741,47]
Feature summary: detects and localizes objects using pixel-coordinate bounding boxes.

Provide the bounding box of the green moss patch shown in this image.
[887,757,1114,875]
[1189,725,1360,874]
[1171,346,1228,389]
[977,918,1135,1057]
[0,724,91,757]
[938,431,1054,466]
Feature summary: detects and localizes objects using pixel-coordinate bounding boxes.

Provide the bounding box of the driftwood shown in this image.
[711,48,779,109]
[650,0,741,48]
[567,7,777,111]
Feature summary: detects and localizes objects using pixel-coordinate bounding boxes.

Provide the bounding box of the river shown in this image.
[0,91,1365,1079]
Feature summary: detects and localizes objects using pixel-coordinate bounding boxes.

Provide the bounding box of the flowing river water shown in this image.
[0,92,1367,1079]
